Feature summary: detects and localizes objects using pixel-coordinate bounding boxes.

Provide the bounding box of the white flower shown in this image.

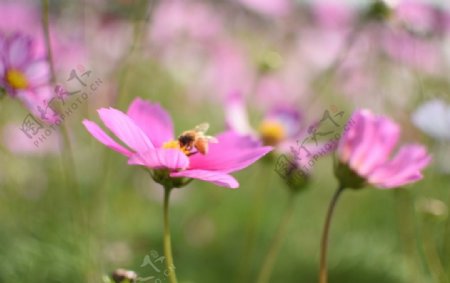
[412,99,450,141]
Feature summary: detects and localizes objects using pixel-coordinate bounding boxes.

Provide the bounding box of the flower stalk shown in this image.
[163,185,178,283]
[41,0,83,196]
[319,185,345,283]
[256,193,297,283]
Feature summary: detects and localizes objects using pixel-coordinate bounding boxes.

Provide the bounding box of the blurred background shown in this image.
[0,0,450,282]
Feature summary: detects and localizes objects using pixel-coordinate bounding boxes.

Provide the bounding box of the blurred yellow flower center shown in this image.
[6,69,28,89]
[258,120,286,146]
[163,140,190,155]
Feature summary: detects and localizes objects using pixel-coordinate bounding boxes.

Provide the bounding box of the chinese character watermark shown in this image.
[19,64,103,148]
[137,250,176,282]
[275,106,356,184]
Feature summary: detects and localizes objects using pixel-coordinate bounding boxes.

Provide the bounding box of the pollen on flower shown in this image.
[163,140,191,155]
[258,120,286,146]
[6,69,28,90]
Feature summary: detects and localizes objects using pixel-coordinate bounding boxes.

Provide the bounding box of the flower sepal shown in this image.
[362,0,392,22]
[0,87,6,99]
[283,167,310,194]
[334,160,366,190]
[150,169,192,189]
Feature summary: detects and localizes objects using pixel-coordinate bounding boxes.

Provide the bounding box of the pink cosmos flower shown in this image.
[0,1,87,78]
[336,109,431,189]
[83,97,272,189]
[0,33,58,123]
[225,91,333,167]
[225,91,302,148]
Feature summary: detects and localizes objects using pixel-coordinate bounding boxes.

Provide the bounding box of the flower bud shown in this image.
[362,0,393,22]
[274,154,309,193]
[111,269,138,283]
[416,198,448,222]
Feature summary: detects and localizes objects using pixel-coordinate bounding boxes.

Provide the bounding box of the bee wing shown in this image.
[205,136,218,143]
[194,123,210,133]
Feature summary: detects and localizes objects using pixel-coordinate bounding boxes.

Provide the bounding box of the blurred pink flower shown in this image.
[337,109,431,189]
[0,1,87,78]
[0,1,41,43]
[311,1,355,30]
[381,30,441,73]
[206,41,253,98]
[0,33,58,123]
[393,0,450,34]
[150,0,223,45]
[2,123,58,155]
[83,97,272,188]
[236,0,292,18]
[225,91,305,149]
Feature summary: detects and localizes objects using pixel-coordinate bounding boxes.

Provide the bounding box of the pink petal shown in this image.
[83,119,133,157]
[170,169,239,189]
[0,60,5,81]
[378,172,424,189]
[348,110,378,170]
[368,144,431,189]
[356,116,400,176]
[15,86,60,124]
[128,148,189,170]
[225,91,255,135]
[188,131,272,173]
[337,110,368,163]
[7,34,32,68]
[24,59,50,87]
[127,97,174,147]
[97,107,154,153]
[0,35,5,78]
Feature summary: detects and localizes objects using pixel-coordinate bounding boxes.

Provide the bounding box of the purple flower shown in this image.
[0,32,58,123]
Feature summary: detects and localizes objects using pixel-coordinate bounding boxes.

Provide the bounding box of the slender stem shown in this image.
[256,194,297,283]
[41,0,80,192]
[116,0,153,107]
[394,190,423,283]
[319,185,345,283]
[234,163,273,283]
[306,21,364,114]
[163,186,178,283]
[443,175,450,272]
[41,0,56,84]
[422,219,449,283]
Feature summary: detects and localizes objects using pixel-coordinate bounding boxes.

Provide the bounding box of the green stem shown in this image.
[256,194,297,283]
[41,0,80,194]
[234,163,272,283]
[306,21,364,114]
[116,0,153,107]
[41,0,56,84]
[394,190,423,283]
[422,218,449,283]
[443,175,450,271]
[319,185,345,283]
[163,186,178,283]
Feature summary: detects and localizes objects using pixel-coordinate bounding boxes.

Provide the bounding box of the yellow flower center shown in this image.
[163,140,191,156]
[258,120,286,146]
[6,69,28,90]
